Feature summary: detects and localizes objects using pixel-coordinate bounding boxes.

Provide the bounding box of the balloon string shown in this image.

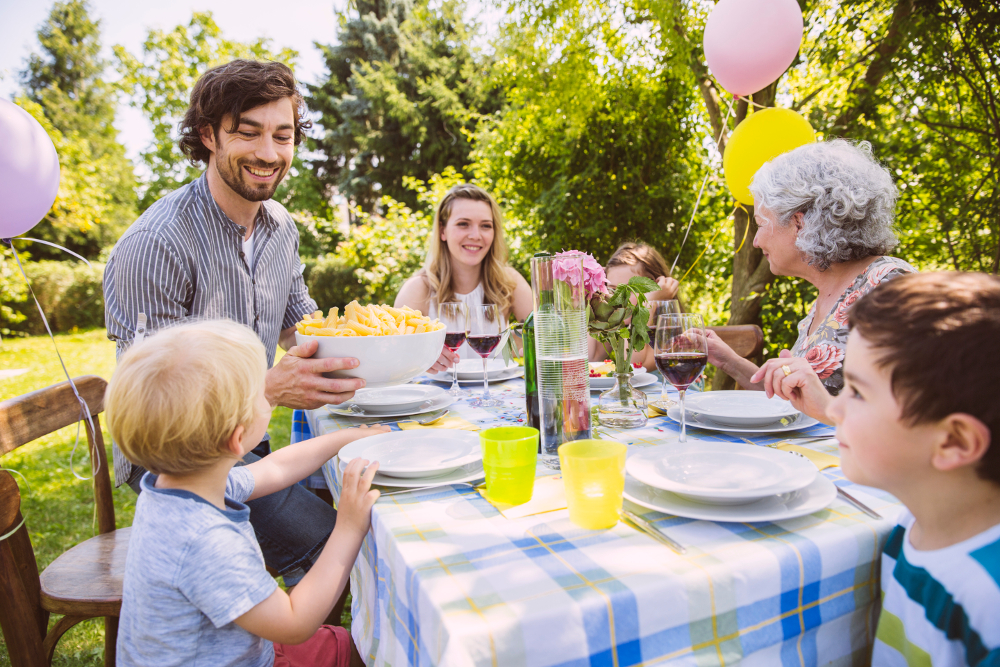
[734,203,751,253]
[0,468,30,543]
[14,237,93,268]
[678,204,739,284]
[670,93,739,277]
[737,95,770,110]
[3,239,99,483]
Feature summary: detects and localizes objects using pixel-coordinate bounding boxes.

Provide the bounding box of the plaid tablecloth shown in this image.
[292,377,902,667]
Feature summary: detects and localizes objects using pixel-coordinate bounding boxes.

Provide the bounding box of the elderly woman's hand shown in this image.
[750,350,832,423]
[426,345,461,374]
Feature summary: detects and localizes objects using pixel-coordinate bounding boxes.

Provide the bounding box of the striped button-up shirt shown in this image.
[104,174,317,484]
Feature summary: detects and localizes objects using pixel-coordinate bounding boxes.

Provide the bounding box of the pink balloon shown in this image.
[0,99,61,239]
[703,0,804,96]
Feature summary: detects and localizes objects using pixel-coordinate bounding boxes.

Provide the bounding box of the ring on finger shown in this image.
[781,364,792,377]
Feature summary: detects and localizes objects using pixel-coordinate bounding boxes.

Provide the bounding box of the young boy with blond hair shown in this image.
[754,272,1000,665]
[105,319,387,667]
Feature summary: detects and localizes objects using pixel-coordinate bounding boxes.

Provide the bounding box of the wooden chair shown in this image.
[708,324,764,360]
[0,376,129,667]
[707,325,765,390]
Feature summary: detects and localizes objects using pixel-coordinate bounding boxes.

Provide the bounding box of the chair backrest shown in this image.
[0,376,113,534]
[708,324,764,361]
[0,376,112,667]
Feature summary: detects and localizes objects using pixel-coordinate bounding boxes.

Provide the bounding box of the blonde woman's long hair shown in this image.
[421,184,516,315]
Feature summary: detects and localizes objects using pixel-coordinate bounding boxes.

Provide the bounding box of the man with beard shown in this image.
[103,60,360,592]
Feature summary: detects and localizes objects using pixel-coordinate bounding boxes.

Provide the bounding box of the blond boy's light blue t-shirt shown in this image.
[873,510,1000,666]
[117,467,279,667]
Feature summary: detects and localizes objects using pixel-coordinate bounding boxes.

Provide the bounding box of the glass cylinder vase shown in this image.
[530,254,592,469]
[597,372,648,428]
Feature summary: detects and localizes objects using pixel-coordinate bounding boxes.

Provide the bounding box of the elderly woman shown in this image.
[707,139,916,409]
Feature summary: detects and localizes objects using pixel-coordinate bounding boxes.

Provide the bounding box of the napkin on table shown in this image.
[774,441,840,470]
[397,414,479,431]
[477,475,568,519]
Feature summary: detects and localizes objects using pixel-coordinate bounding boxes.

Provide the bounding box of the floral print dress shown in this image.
[791,256,917,395]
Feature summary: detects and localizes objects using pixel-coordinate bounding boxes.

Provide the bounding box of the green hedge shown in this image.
[304,254,366,312]
[9,260,106,335]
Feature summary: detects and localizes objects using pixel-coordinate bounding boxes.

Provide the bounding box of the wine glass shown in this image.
[654,313,708,442]
[647,300,681,411]
[438,302,468,396]
[467,304,507,408]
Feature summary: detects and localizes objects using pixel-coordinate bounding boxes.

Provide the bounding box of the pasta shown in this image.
[295,301,445,337]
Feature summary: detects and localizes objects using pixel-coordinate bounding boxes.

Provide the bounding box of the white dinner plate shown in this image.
[683,391,802,427]
[626,442,817,505]
[348,385,446,414]
[665,405,820,434]
[338,457,484,489]
[337,429,482,478]
[442,365,525,384]
[327,392,455,419]
[624,472,837,522]
[590,372,658,392]
[448,358,521,380]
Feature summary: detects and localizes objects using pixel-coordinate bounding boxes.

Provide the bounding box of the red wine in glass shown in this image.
[655,352,708,389]
[466,334,502,357]
[444,331,467,352]
[438,302,468,396]
[468,304,506,407]
[655,313,708,442]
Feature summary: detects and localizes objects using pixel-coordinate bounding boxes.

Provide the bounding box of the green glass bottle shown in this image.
[523,310,539,433]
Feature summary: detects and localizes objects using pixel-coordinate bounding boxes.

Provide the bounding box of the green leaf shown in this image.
[626,276,659,293]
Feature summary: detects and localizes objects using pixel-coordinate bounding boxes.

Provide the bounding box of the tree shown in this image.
[19,0,137,259]
[307,0,501,211]
[471,0,707,283]
[114,13,298,212]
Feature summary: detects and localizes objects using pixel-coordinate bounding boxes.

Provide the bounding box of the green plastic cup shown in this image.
[480,426,539,505]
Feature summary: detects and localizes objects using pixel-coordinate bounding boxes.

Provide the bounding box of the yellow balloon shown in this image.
[723,107,816,205]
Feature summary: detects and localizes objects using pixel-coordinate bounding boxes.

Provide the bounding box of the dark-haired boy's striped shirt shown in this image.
[873,510,1000,666]
[103,174,317,485]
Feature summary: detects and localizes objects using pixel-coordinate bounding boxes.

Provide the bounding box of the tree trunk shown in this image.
[713,85,778,390]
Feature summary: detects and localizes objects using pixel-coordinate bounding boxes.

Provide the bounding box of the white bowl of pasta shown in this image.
[294,302,447,389]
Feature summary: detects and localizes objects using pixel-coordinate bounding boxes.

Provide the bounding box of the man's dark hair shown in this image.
[178,59,311,165]
[849,271,1000,485]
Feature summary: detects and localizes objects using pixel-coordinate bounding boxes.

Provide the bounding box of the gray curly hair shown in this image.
[749,139,899,271]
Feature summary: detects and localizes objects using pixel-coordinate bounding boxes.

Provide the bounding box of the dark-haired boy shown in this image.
[103,60,363,584]
[756,271,1000,665]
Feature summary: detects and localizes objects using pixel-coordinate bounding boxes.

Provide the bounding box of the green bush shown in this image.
[1,247,29,335]
[10,260,106,335]
[305,254,366,312]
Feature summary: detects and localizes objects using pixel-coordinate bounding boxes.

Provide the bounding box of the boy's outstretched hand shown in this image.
[337,458,381,540]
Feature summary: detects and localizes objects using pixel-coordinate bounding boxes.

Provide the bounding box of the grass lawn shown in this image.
[0,329,329,666]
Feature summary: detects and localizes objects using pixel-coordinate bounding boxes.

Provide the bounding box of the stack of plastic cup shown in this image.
[479,426,539,505]
[558,440,627,529]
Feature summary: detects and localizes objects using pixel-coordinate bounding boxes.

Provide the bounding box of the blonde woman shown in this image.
[395,183,532,372]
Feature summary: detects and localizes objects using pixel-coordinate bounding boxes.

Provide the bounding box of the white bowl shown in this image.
[294,328,446,389]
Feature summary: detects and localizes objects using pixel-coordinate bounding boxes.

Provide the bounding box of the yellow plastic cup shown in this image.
[480,426,539,505]
[559,440,627,529]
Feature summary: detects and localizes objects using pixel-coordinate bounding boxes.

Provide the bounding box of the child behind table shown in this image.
[105,320,385,667]
[826,272,1000,665]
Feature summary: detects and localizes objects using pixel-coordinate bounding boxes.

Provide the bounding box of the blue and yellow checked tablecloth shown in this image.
[291,377,903,667]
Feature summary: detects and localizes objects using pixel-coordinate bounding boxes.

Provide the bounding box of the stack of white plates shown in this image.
[441,359,524,384]
[623,442,836,522]
[337,430,484,489]
[667,390,819,434]
[329,385,454,418]
[590,371,658,392]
